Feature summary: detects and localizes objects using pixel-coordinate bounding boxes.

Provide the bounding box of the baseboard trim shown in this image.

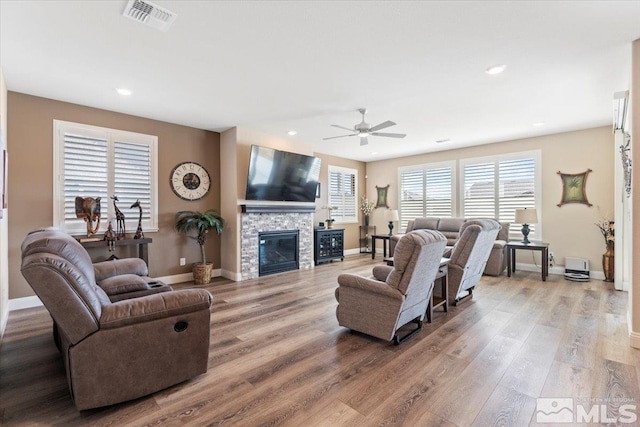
[630,329,640,349]
[9,295,43,312]
[344,248,360,256]
[514,262,605,280]
[155,269,222,285]
[221,270,242,281]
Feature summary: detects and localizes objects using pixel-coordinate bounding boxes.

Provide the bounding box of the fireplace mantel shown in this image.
[241,204,316,214]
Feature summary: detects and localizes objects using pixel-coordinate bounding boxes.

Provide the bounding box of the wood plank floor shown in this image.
[2,254,640,426]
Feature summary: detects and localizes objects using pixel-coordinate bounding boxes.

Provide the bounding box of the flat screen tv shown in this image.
[245,145,321,203]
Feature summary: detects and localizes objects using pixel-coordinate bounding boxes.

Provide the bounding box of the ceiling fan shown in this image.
[323,108,406,146]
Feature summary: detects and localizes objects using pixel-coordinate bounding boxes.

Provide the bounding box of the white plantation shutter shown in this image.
[399,162,454,230]
[114,141,152,222]
[328,165,358,223]
[63,134,109,228]
[463,162,495,218]
[54,121,158,234]
[499,157,536,235]
[461,151,540,239]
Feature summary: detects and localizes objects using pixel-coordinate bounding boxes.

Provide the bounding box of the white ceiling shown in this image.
[1,1,639,162]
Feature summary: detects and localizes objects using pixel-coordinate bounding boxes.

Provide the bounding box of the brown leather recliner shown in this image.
[20,228,213,410]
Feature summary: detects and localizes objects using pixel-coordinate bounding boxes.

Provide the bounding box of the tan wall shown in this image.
[366,126,614,270]
[313,152,367,251]
[220,128,240,278]
[0,69,8,336]
[7,93,220,299]
[630,39,640,341]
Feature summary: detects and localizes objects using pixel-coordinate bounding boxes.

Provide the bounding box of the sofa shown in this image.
[389,217,510,276]
[20,228,213,410]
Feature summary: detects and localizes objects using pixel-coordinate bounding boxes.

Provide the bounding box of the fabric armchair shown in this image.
[20,228,213,410]
[335,230,447,344]
[441,219,501,305]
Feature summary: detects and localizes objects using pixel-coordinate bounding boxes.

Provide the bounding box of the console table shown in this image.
[314,228,344,265]
[78,237,152,266]
[506,241,549,281]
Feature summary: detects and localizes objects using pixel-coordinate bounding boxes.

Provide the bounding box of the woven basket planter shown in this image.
[192,263,213,285]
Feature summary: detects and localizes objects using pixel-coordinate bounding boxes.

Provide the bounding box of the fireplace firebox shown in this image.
[258,230,299,276]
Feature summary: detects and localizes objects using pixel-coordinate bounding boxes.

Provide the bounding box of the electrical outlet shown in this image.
[548,252,554,267]
[180,257,186,266]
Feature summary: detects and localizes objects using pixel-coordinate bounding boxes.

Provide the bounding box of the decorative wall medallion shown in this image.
[170,162,211,201]
[557,169,592,207]
[376,185,390,208]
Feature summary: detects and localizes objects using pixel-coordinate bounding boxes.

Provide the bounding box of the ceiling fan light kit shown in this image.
[323,108,406,146]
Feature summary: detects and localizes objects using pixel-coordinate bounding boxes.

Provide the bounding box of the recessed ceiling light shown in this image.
[532,122,545,127]
[435,139,451,144]
[370,152,378,155]
[485,64,506,75]
[116,88,132,96]
[287,130,297,136]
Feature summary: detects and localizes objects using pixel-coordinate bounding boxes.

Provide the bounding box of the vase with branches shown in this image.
[322,205,337,228]
[595,219,614,282]
[360,196,375,226]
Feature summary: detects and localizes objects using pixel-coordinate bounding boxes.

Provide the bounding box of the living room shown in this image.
[1,1,640,425]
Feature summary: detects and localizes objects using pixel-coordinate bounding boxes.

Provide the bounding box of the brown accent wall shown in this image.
[313,152,367,251]
[7,92,220,299]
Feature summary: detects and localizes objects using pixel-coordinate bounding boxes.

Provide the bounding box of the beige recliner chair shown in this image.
[21,228,213,410]
[439,219,501,305]
[335,230,446,344]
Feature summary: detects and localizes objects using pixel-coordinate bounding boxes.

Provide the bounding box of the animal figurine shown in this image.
[103,220,116,251]
[130,199,144,239]
[75,196,101,237]
[111,195,126,240]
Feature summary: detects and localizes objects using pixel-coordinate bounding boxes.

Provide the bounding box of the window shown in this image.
[53,120,158,235]
[461,150,541,238]
[398,161,455,230]
[328,165,358,223]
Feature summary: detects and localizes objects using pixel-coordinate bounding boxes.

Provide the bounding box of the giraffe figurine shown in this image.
[130,199,144,239]
[111,195,126,240]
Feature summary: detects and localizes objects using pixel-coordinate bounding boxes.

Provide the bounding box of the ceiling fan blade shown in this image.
[360,136,368,146]
[369,120,396,132]
[371,132,406,138]
[331,124,357,132]
[323,134,357,140]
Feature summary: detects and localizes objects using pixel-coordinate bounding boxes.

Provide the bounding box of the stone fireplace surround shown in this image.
[241,211,313,280]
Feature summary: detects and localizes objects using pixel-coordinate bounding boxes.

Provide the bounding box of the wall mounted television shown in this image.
[245,145,321,203]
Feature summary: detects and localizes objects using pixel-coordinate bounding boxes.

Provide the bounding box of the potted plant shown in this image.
[175,209,225,285]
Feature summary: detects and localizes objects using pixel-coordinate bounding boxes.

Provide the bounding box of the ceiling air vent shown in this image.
[123,0,177,32]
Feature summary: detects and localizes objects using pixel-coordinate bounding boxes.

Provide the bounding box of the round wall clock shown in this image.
[170,162,211,201]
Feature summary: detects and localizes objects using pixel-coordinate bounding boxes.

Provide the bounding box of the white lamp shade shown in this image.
[385,209,399,221]
[515,208,538,224]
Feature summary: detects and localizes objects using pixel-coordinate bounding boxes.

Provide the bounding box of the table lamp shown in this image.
[385,209,399,236]
[515,208,538,244]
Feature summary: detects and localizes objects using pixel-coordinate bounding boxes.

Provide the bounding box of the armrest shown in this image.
[337,273,403,300]
[372,265,394,282]
[493,240,506,250]
[94,258,149,282]
[99,289,212,329]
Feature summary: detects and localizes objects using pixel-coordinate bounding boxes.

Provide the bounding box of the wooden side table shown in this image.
[506,241,549,281]
[426,258,450,323]
[371,234,392,259]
